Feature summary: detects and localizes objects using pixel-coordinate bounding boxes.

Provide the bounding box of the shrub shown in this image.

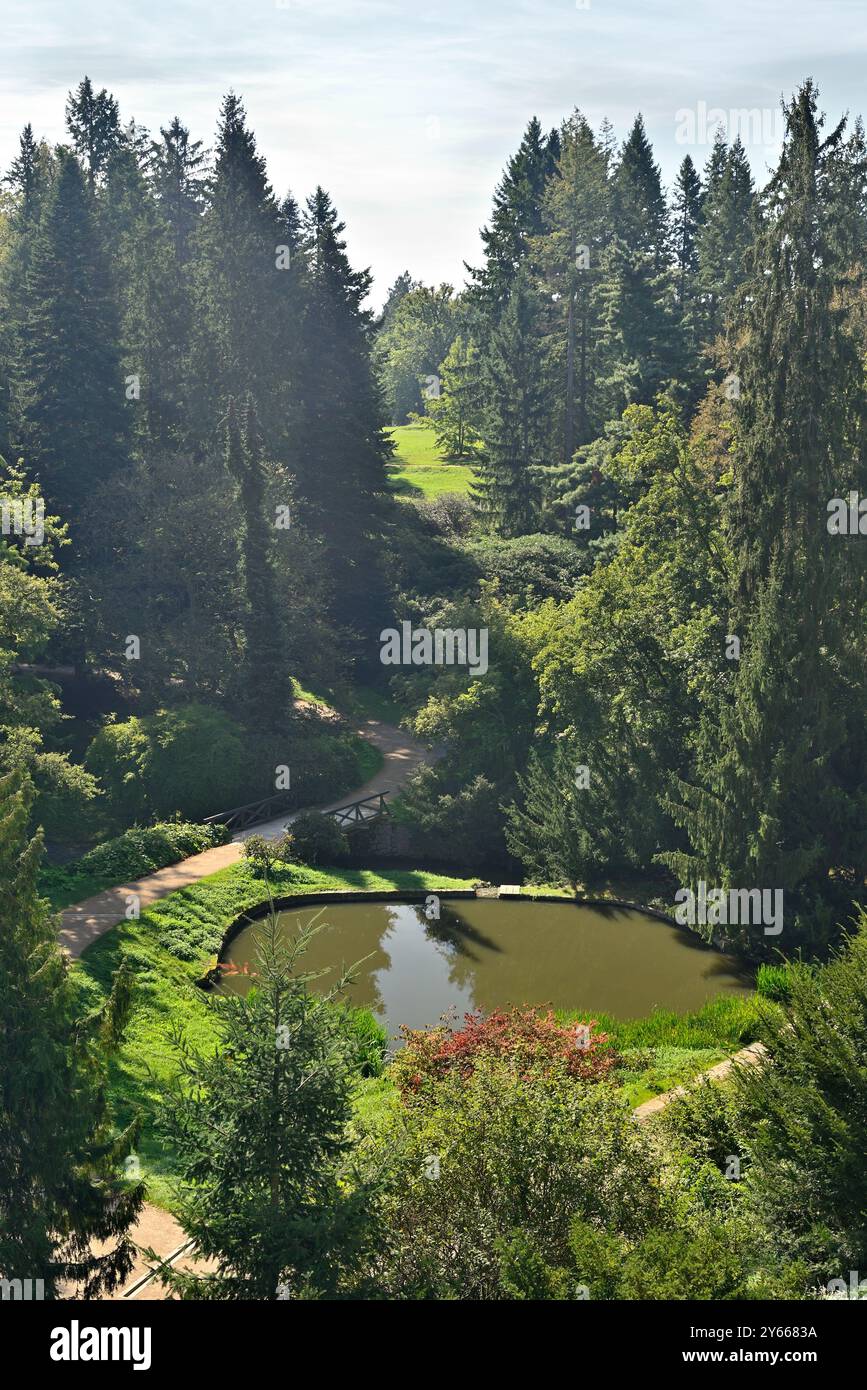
[83,716,150,827]
[368,1056,659,1299]
[242,834,292,878]
[286,811,349,866]
[78,821,228,881]
[391,1007,618,1097]
[416,493,475,538]
[468,532,590,604]
[593,1221,749,1301]
[85,705,251,828]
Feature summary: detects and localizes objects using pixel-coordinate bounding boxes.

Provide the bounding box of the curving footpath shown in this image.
[59,717,428,960]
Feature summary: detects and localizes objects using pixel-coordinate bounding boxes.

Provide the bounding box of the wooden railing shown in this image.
[327,792,390,826]
[203,790,296,834]
[203,789,390,836]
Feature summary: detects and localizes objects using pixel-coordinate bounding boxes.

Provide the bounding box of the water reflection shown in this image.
[219,898,751,1039]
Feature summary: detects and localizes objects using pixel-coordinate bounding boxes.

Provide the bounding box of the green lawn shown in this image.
[386,424,476,498]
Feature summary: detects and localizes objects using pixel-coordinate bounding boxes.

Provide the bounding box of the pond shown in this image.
[217,896,752,1037]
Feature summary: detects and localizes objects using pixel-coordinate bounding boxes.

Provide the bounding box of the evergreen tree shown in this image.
[733,916,867,1276]
[17,150,128,533]
[662,84,867,953]
[293,186,391,646]
[474,268,551,536]
[0,127,54,457]
[671,153,704,393]
[696,135,755,345]
[225,396,293,732]
[102,139,184,451]
[600,115,678,412]
[470,117,559,307]
[64,76,122,187]
[0,770,143,1297]
[539,112,612,459]
[149,117,208,266]
[426,334,482,458]
[150,909,373,1299]
[192,93,299,457]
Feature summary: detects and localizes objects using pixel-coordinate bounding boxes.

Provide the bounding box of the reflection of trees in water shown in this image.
[411,902,503,992]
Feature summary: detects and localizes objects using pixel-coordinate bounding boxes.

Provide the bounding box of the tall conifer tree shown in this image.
[293,187,391,647]
[64,77,122,188]
[600,115,677,412]
[539,113,612,458]
[0,771,143,1297]
[225,396,292,732]
[18,150,128,533]
[696,135,755,344]
[662,84,867,952]
[474,268,551,536]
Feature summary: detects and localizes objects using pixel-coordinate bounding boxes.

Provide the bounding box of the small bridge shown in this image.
[204,789,390,836]
[326,791,390,826]
[204,790,295,835]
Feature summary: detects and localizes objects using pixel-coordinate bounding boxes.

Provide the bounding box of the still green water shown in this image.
[219,897,751,1037]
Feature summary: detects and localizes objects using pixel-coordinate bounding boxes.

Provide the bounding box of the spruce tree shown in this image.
[0,126,53,457]
[474,267,551,536]
[600,115,678,412]
[150,909,373,1299]
[18,150,128,533]
[662,84,867,953]
[225,396,293,732]
[102,139,184,451]
[696,135,755,345]
[470,117,559,307]
[149,117,208,266]
[64,76,122,187]
[293,186,391,647]
[0,770,143,1297]
[671,153,704,395]
[426,334,482,458]
[539,112,612,458]
[192,93,299,457]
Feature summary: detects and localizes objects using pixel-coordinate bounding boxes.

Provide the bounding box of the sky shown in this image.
[3,0,867,306]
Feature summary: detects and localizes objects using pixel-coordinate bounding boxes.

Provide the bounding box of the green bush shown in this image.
[85,705,251,828]
[369,1057,660,1299]
[286,811,350,866]
[242,834,292,878]
[78,821,228,879]
[39,819,230,910]
[468,532,590,605]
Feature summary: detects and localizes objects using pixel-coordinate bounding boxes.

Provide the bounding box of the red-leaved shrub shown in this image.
[392,1007,619,1097]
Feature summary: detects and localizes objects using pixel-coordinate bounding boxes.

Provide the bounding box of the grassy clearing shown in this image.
[559,992,769,1051]
[386,424,476,498]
